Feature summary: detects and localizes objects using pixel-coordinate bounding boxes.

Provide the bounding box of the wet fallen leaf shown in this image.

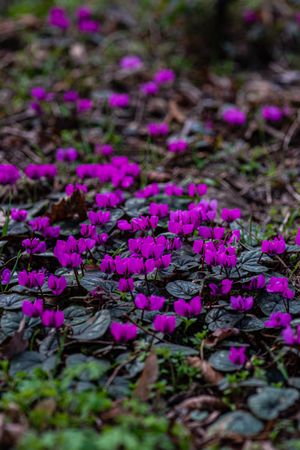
[48,190,87,222]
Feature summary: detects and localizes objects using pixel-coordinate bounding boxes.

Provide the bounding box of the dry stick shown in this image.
[105,352,139,388]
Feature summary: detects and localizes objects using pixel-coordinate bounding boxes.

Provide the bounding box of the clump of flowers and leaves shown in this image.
[2,2,300,450]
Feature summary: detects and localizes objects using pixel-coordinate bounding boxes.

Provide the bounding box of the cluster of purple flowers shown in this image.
[48,6,100,33]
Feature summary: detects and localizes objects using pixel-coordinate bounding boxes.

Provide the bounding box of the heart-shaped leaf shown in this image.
[166,280,201,299]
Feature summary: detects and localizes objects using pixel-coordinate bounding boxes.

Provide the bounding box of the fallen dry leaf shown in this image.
[134,351,159,401]
[187,357,223,385]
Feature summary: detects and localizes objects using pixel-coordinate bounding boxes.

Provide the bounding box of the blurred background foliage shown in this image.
[2,0,300,69]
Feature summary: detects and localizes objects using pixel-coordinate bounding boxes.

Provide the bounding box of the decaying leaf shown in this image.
[134,351,159,401]
[187,356,223,385]
[48,190,87,222]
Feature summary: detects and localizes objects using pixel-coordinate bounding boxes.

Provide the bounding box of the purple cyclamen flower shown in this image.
[154,69,175,85]
[221,208,241,223]
[118,278,134,292]
[95,144,114,157]
[230,295,254,312]
[63,90,79,102]
[31,87,47,101]
[110,322,137,342]
[135,294,165,311]
[266,277,295,299]
[261,105,283,123]
[65,183,88,196]
[248,274,265,290]
[1,268,11,285]
[25,164,57,180]
[48,275,67,295]
[228,347,247,365]
[147,123,169,137]
[187,184,207,197]
[209,279,233,296]
[153,314,176,333]
[140,81,158,96]
[48,7,70,30]
[76,6,92,20]
[174,296,202,318]
[222,107,246,126]
[168,140,188,154]
[41,310,64,328]
[22,299,44,318]
[11,208,27,222]
[78,19,100,33]
[22,238,46,255]
[243,9,259,24]
[282,326,300,345]
[76,99,93,113]
[148,203,169,218]
[0,165,20,185]
[120,55,143,71]
[265,312,292,329]
[108,93,129,109]
[295,228,300,246]
[56,147,78,162]
[261,236,286,255]
[18,270,45,288]
[88,210,110,226]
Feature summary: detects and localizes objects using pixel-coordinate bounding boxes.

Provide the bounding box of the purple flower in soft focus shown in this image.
[120,55,143,71]
[282,326,300,345]
[140,81,158,96]
[25,164,57,180]
[78,19,100,33]
[243,9,259,24]
[31,87,47,101]
[247,274,266,290]
[48,275,67,295]
[56,147,78,162]
[76,98,93,113]
[11,208,27,222]
[222,107,246,126]
[65,183,88,196]
[265,312,292,328]
[110,322,137,342]
[168,139,188,153]
[63,90,79,102]
[261,105,283,123]
[295,228,300,246]
[149,203,169,218]
[48,7,70,30]
[41,310,64,328]
[0,165,20,185]
[95,144,114,157]
[76,6,92,20]
[261,236,286,255]
[1,268,11,285]
[296,12,300,24]
[221,208,241,223]
[153,314,176,333]
[154,69,175,85]
[88,210,110,225]
[118,278,134,292]
[193,240,204,254]
[228,347,247,365]
[187,184,207,197]
[230,295,254,311]
[22,238,46,255]
[209,279,233,296]
[22,299,43,318]
[266,277,295,299]
[18,270,45,288]
[174,296,202,318]
[147,123,169,137]
[108,93,129,109]
[135,294,165,311]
